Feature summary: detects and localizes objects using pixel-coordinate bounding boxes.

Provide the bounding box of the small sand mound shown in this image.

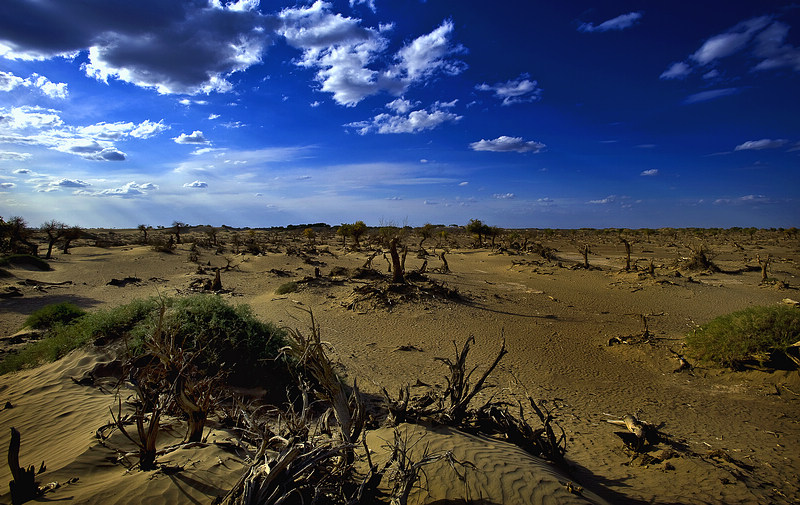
[365,423,610,505]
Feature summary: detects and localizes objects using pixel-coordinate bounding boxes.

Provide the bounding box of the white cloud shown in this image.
[278,3,465,106]
[659,61,691,80]
[184,180,209,188]
[735,138,788,151]
[640,169,659,176]
[469,136,546,153]
[131,120,169,138]
[684,87,739,104]
[0,71,68,98]
[714,194,774,205]
[476,73,542,105]
[692,17,770,65]
[493,193,515,199]
[458,181,469,186]
[174,130,210,144]
[0,151,31,161]
[208,113,221,120]
[51,178,91,188]
[579,12,642,33]
[13,168,32,174]
[346,102,461,134]
[386,98,418,114]
[663,16,800,81]
[0,106,63,129]
[91,181,158,197]
[349,0,376,13]
[0,182,15,189]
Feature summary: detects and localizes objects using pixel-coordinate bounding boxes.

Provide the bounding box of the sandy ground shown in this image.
[0,228,798,504]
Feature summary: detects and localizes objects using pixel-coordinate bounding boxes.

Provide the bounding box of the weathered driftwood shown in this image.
[7,428,39,505]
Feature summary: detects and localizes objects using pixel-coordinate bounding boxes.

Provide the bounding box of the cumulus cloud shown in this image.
[0,70,68,98]
[469,136,546,153]
[640,169,659,176]
[183,180,209,188]
[0,182,15,189]
[476,73,542,105]
[0,0,276,94]
[174,130,210,144]
[492,193,515,199]
[278,2,465,106]
[90,181,158,197]
[660,16,800,81]
[734,139,788,151]
[684,87,739,104]
[579,12,642,33]
[346,101,461,134]
[0,107,166,161]
[51,178,91,188]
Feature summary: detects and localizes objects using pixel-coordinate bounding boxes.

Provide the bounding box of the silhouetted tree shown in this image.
[41,220,66,259]
[61,226,82,254]
[172,221,188,244]
[138,224,149,244]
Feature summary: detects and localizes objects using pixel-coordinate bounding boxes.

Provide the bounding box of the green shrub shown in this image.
[24,302,86,330]
[129,295,286,378]
[0,254,51,271]
[275,281,298,295]
[686,305,800,368]
[1,295,286,379]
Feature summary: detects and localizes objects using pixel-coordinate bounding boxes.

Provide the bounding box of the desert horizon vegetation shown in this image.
[0,213,798,504]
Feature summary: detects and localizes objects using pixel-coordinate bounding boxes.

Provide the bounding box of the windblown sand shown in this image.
[1,230,798,504]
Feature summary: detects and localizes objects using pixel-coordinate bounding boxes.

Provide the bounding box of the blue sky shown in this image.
[0,0,798,229]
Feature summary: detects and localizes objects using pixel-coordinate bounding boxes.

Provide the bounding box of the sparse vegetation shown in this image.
[686,305,800,369]
[23,302,86,330]
[276,281,299,294]
[2,296,286,379]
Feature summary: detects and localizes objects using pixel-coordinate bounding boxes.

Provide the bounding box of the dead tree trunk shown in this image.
[580,244,590,269]
[439,251,450,273]
[8,428,38,505]
[757,254,771,282]
[621,238,631,271]
[389,238,405,284]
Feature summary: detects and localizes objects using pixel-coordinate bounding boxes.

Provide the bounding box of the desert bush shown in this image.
[2,296,286,379]
[686,305,800,368]
[0,254,51,271]
[23,302,86,329]
[275,281,298,295]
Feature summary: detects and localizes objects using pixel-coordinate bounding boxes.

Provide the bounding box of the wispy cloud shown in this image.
[184,180,209,188]
[684,87,739,104]
[660,16,800,80]
[476,73,542,105]
[714,194,775,205]
[469,136,546,153]
[640,169,659,176]
[734,138,788,150]
[579,12,643,33]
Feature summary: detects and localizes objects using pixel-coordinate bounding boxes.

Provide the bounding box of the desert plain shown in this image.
[0,225,798,505]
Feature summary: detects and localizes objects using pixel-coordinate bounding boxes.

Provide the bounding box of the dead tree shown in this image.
[620,237,632,271]
[439,251,450,273]
[757,253,771,282]
[41,220,66,259]
[7,428,40,505]
[389,237,405,284]
[579,244,590,269]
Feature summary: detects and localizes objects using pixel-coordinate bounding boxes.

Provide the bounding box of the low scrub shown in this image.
[275,281,298,295]
[24,302,86,329]
[686,305,800,368]
[1,295,286,379]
